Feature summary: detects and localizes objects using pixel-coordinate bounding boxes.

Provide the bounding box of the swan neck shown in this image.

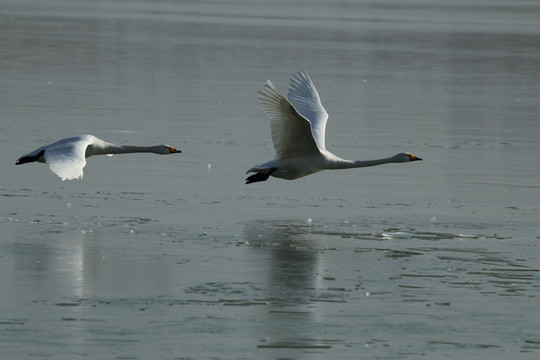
[111,145,163,154]
[90,144,163,156]
[338,156,398,169]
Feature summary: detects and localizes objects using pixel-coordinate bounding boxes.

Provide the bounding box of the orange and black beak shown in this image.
[167,146,181,153]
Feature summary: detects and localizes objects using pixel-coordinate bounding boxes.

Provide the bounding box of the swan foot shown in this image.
[245,168,277,184]
[16,150,45,165]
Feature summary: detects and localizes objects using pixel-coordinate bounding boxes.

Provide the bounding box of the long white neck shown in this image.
[88,144,166,156]
[112,145,166,154]
[332,155,404,169]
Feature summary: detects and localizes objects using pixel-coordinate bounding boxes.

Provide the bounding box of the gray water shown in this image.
[1,0,540,359]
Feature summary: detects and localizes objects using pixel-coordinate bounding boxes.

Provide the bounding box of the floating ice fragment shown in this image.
[457,234,478,239]
[381,232,413,239]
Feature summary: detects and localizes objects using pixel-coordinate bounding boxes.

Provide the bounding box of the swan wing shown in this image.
[259,80,320,160]
[44,136,93,180]
[287,70,329,150]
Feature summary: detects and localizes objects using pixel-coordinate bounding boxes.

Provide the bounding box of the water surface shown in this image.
[1,0,540,359]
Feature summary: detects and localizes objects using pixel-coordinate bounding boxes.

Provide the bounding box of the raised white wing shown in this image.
[44,136,92,180]
[287,70,328,150]
[258,80,320,160]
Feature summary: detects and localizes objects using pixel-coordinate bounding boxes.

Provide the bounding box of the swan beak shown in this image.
[407,153,422,161]
[414,156,422,161]
[168,146,181,153]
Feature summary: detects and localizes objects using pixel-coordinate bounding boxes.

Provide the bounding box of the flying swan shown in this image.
[16,134,181,181]
[245,70,422,184]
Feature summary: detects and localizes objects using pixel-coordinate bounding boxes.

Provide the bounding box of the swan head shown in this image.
[395,152,422,162]
[158,145,182,154]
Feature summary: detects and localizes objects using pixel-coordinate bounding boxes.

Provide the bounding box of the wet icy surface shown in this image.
[1,0,540,359]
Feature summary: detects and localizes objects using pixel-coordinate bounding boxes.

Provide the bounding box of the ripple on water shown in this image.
[257,338,340,349]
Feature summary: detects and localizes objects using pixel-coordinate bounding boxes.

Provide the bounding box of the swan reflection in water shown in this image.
[244,220,328,345]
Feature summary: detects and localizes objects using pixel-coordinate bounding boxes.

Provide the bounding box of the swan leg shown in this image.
[15,150,45,165]
[245,168,277,184]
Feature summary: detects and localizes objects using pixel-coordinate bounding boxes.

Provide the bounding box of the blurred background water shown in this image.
[1,0,539,359]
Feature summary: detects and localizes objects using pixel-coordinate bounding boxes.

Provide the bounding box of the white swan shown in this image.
[246,70,422,184]
[16,134,181,181]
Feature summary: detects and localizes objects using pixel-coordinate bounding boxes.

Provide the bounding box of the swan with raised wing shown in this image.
[246,70,421,184]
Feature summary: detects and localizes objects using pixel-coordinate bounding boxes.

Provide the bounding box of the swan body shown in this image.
[246,70,422,184]
[16,134,181,181]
